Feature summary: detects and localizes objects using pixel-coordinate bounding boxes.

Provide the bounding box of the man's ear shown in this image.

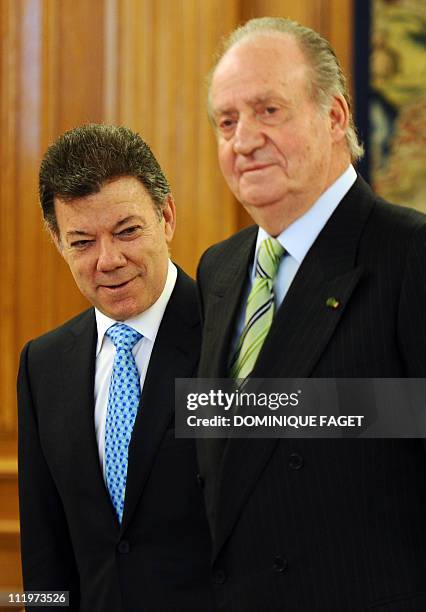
[329,94,349,143]
[162,194,176,243]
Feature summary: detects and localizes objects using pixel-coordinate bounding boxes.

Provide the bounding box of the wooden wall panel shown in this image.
[242,0,324,28]
[324,0,354,101]
[0,0,19,439]
[0,456,20,598]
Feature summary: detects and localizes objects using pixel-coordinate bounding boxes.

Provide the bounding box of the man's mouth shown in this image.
[100,278,135,291]
[240,163,274,174]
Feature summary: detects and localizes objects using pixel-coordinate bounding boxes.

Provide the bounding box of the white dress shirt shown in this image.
[94,259,177,480]
[232,165,357,351]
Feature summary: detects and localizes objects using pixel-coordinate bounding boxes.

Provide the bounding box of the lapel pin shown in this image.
[326,297,340,309]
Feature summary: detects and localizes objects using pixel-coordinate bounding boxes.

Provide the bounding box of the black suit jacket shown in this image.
[197,177,426,612]
[18,269,216,612]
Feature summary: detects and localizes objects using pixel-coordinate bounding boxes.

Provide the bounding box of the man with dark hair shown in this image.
[18,124,215,612]
[197,17,426,612]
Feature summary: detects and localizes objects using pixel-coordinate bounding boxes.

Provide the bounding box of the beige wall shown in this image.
[0,0,353,595]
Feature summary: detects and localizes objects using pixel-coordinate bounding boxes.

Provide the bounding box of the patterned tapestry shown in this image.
[357,0,426,213]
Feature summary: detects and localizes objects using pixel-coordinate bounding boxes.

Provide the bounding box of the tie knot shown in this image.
[106,323,142,351]
[256,237,285,280]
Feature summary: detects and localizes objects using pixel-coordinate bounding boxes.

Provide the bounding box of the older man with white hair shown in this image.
[197,17,426,612]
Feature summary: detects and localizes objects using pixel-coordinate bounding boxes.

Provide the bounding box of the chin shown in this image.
[97,300,139,322]
[240,187,282,206]
[243,197,285,216]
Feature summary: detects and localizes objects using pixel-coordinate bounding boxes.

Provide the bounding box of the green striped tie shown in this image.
[231,237,285,379]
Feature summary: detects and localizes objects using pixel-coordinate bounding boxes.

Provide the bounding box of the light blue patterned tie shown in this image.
[105,323,142,522]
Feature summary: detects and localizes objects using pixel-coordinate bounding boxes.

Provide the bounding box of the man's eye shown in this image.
[70,240,94,249]
[261,106,282,117]
[260,105,284,125]
[218,118,235,131]
[117,226,140,237]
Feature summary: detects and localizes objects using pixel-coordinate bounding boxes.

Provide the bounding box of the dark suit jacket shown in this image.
[18,269,216,612]
[197,177,426,612]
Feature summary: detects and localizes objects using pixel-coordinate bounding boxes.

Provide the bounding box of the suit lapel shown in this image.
[201,228,257,377]
[121,269,200,532]
[211,176,375,560]
[60,310,117,525]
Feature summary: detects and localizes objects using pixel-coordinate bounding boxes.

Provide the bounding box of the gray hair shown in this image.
[39,123,171,236]
[209,17,364,162]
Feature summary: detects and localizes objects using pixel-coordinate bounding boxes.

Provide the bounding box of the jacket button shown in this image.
[288,452,304,470]
[273,555,288,573]
[196,473,205,488]
[117,540,130,554]
[213,569,227,584]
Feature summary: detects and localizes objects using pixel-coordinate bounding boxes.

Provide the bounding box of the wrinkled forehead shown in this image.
[214,32,308,80]
[210,33,311,111]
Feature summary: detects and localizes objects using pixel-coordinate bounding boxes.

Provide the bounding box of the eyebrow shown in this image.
[114,215,143,230]
[65,215,143,239]
[212,91,289,116]
[66,230,92,239]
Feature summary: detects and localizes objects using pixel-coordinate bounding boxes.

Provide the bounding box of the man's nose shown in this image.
[96,238,126,272]
[233,116,265,155]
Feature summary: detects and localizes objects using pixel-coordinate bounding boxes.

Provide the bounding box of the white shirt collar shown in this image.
[254,165,357,270]
[95,259,177,356]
